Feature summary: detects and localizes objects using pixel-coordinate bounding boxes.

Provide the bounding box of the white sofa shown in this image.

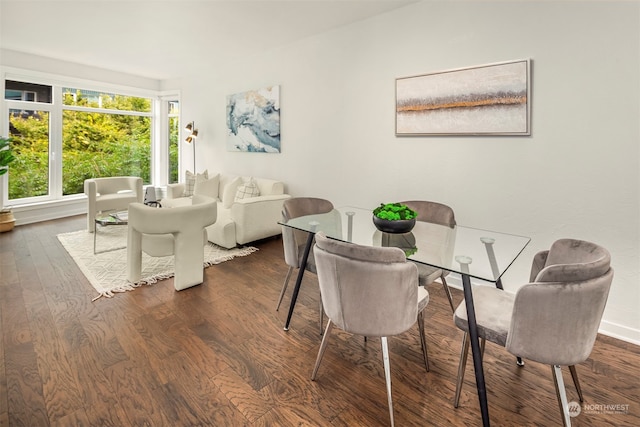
[163,172,291,249]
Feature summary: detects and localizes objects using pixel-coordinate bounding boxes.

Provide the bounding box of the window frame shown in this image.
[1,68,178,210]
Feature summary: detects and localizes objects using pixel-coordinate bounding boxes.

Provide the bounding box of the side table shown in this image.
[94,211,128,254]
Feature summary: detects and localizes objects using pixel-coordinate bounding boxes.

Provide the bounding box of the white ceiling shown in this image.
[0,0,418,81]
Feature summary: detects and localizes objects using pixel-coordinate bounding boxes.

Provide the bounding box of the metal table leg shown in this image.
[283,232,315,331]
[462,273,490,427]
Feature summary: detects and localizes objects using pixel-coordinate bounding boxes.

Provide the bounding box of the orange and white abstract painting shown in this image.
[396,59,530,136]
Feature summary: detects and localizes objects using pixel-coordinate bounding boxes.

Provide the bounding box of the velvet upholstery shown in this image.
[453,238,614,425]
[454,285,514,346]
[312,232,429,427]
[507,239,613,365]
[401,200,457,312]
[127,194,217,291]
[84,176,143,232]
[276,197,335,328]
[314,232,424,337]
[281,197,334,270]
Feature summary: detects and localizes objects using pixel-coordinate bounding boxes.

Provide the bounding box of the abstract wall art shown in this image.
[227,85,281,153]
[396,59,531,136]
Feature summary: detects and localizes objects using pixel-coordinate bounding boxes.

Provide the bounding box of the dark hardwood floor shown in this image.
[0,215,638,426]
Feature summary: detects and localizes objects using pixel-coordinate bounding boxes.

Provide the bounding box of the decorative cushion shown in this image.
[235,177,260,201]
[221,176,242,208]
[183,170,208,197]
[194,173,220,199]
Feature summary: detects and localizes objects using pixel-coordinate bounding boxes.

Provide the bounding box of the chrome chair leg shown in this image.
[381,336,395,427]
[568,365,584,402]
[440,275,456,313]
[552,365,571,427]
[311,320,334,380]
[454,332,470,408]
[417,311,430,372]
[276,266,294,310]
[319,299,324,335]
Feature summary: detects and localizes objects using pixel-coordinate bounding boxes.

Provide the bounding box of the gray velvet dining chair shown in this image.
[311,232,430,427]
[275,197,334,333]
[401,200,457,312]
[452,238,613,426]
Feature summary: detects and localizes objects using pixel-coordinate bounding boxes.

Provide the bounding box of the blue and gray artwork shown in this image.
[226,85,280,153]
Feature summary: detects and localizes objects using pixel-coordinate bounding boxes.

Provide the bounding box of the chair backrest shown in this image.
[313,232,420,337]
[533,238,611,282]
[506,239,614,366]
[89,176,142,196]
[129,194,216,236]
[401,200,456,228]
[281,197,334,268]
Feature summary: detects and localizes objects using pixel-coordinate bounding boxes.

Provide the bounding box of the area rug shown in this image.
[58,226,258,300]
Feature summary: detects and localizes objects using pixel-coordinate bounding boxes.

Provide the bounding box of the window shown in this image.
[61,87,152,195]
[8,109,50,199]
[168,100,180,184]
[3,76,171,205]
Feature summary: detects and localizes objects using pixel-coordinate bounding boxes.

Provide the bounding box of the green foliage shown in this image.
[373,202,417,221]
[8,94,152,200]
[0,136,16,176]
[168,116,180,183]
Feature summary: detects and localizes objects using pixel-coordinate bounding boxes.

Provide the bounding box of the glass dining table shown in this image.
[279,206,531,427]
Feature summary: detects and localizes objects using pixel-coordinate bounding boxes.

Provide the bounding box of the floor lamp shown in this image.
[184,121,198,172]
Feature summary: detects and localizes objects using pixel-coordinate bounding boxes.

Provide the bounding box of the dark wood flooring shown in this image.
[0,215,638,426]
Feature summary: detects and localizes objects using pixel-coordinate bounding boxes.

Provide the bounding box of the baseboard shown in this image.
[598,321,640,346]
[12,197,86,226]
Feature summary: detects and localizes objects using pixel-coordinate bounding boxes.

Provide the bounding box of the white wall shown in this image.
[170,1,640,343]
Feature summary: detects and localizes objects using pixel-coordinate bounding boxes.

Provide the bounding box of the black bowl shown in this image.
[373,216,416,234]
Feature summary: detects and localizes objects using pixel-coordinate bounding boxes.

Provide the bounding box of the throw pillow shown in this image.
[194,173,220,199]
[183,170,208,197]
[235,178,261,201]
[221,176,243,209]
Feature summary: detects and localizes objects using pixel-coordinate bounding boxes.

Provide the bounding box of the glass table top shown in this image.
[279,206,531,283]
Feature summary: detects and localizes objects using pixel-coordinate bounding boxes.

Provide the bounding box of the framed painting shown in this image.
[395,59,531,136]
[227,85,281,152]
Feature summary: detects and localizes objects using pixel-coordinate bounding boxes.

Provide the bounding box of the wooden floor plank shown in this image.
[0,215,638,426]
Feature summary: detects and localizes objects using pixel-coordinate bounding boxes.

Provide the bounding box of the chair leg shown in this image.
[417,311,430,372]
[552,365,572,427]
[568,365,584,402]
[319,299,324,335]
[311,320,334,380]
[454,332,470,408]
[275,266,294,311]
[440,275,456,313]
[381,336,395,427]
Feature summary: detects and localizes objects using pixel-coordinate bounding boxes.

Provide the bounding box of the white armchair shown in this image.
[126,195,217,291]
[85,176,143,232]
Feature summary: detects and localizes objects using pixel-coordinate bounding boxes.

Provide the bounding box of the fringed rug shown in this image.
[58,226,258,300]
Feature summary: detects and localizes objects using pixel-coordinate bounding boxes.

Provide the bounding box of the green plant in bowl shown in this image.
[372,203,418,234]
[373,203,417,221]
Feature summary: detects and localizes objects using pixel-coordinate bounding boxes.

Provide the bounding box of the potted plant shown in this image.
[372,202,418,234]
[0,136,16,232]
